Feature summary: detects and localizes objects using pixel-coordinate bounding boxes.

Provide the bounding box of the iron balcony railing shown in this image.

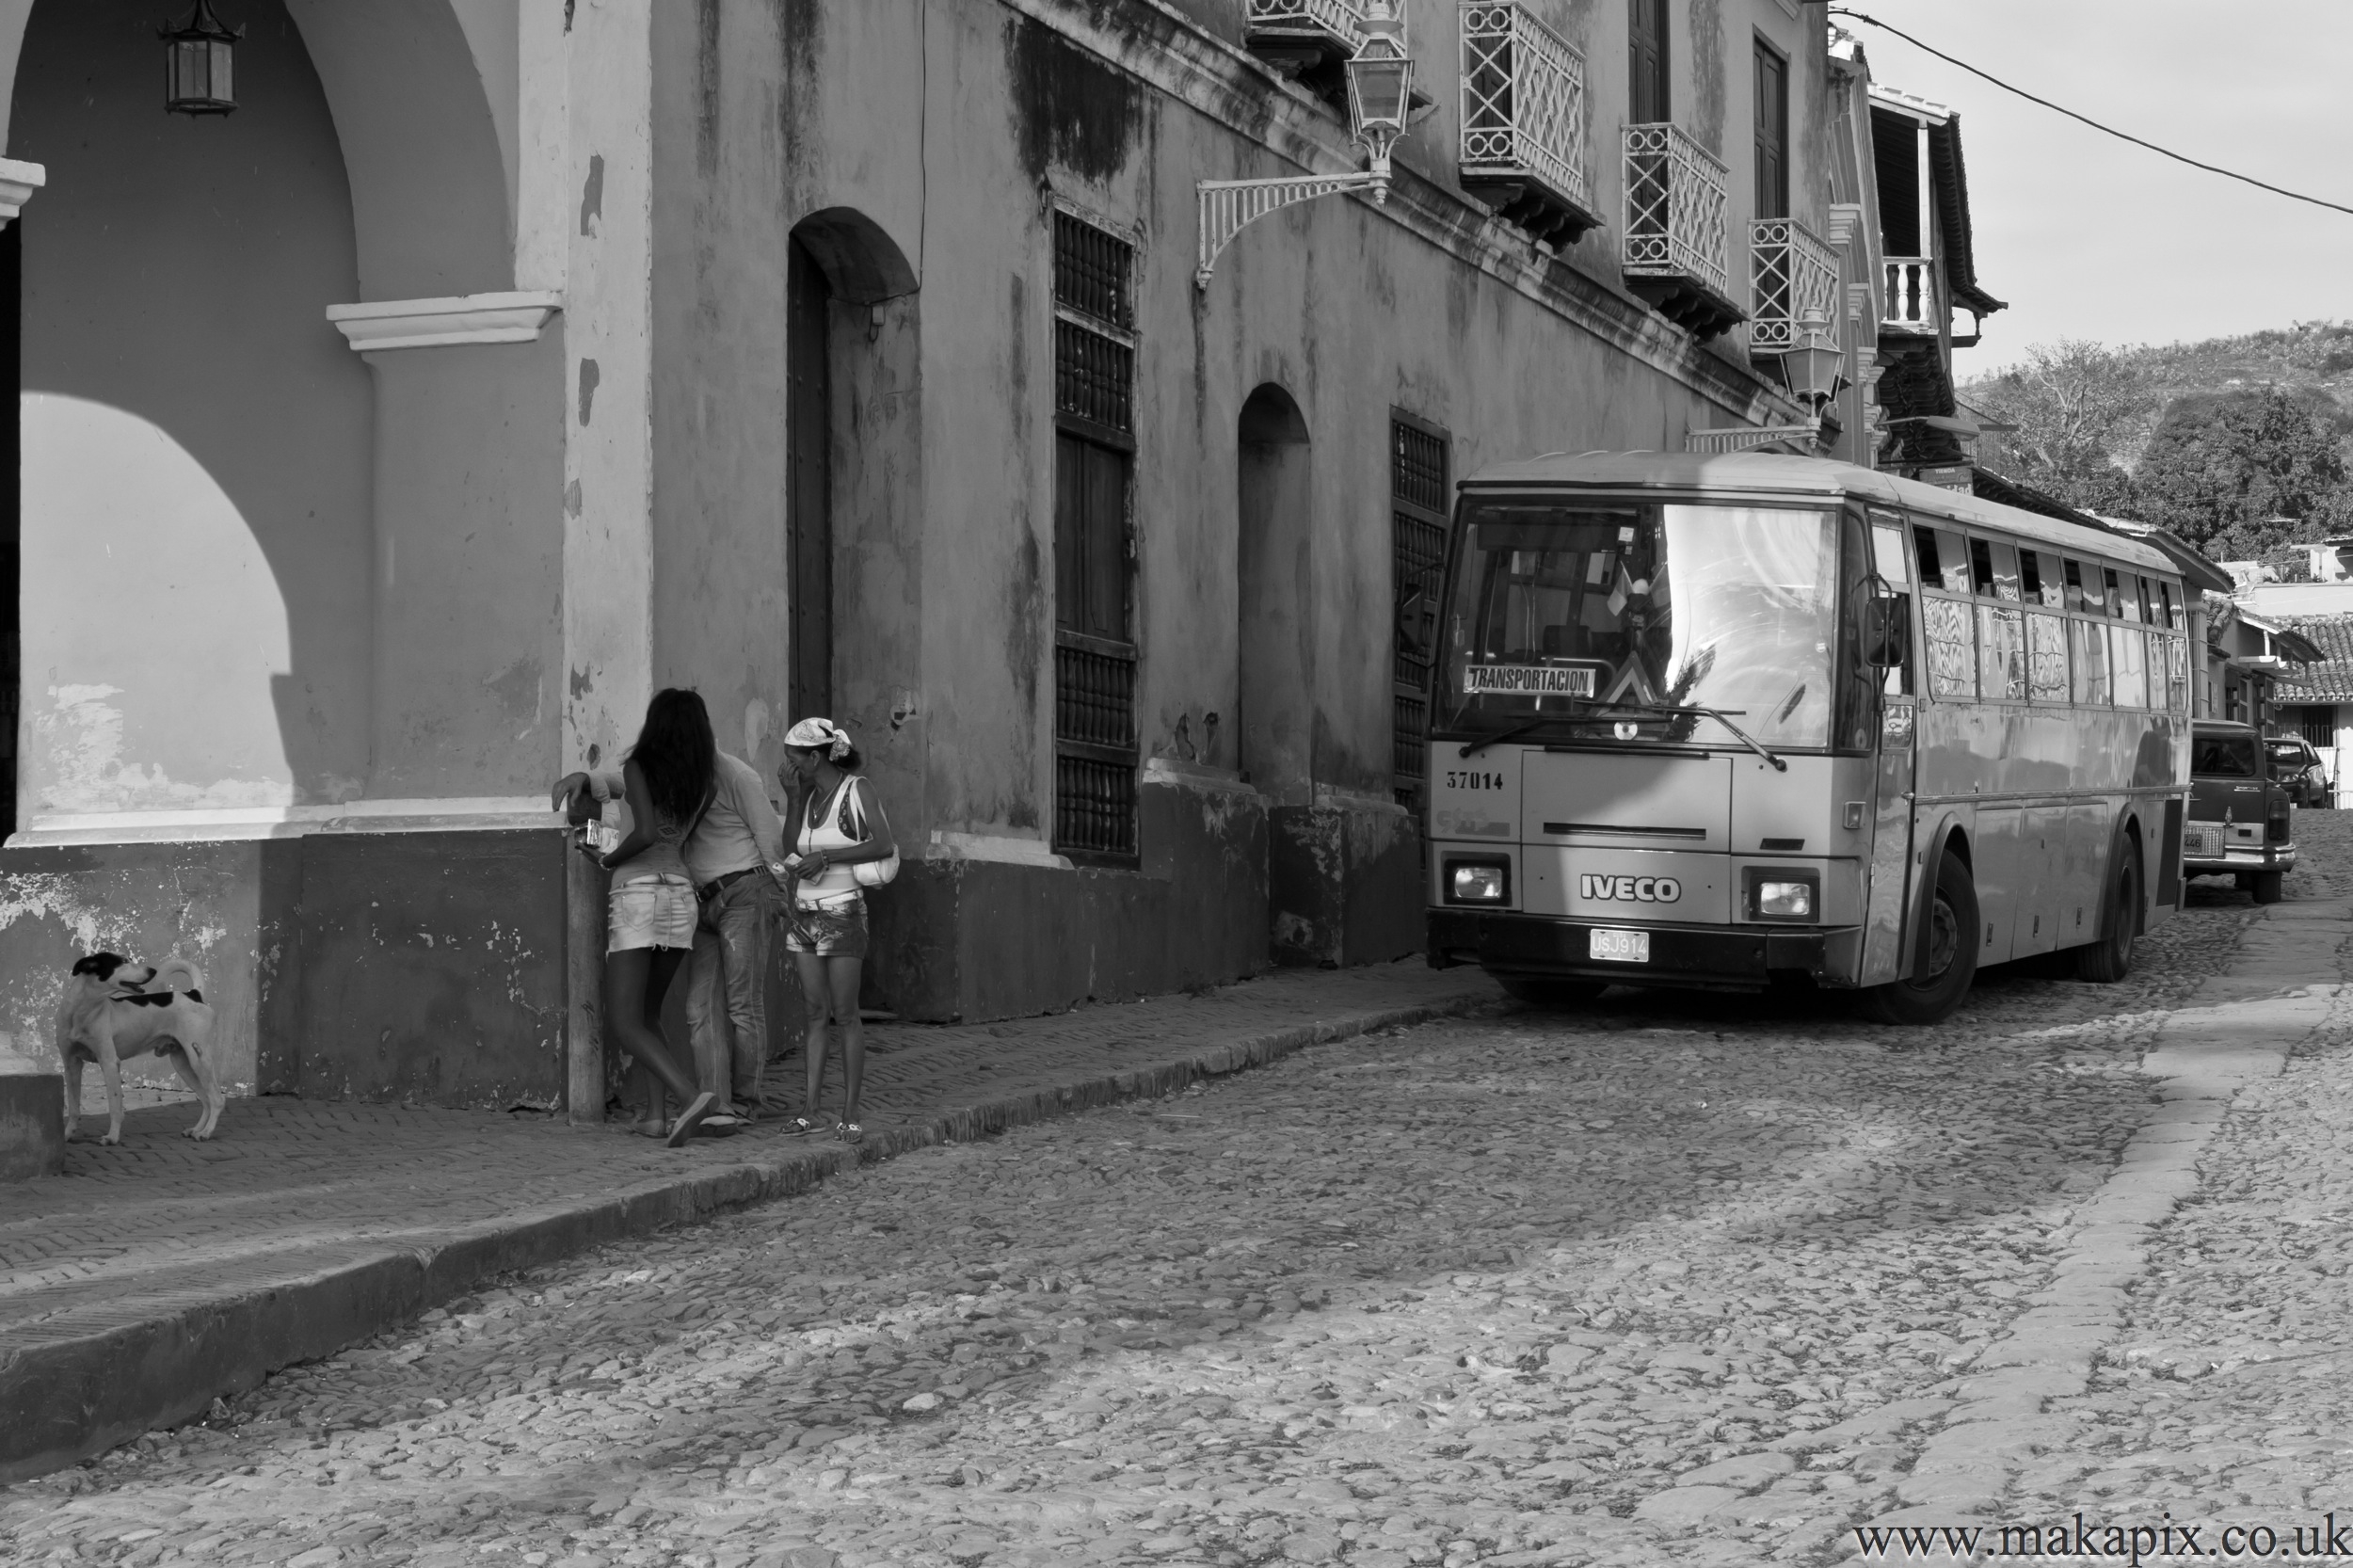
[1884,257,1939,334]
[1459,2,1591,219]
[1243,0,1365,52]
[1622,121,1731,302]
[1749,216,1841,353]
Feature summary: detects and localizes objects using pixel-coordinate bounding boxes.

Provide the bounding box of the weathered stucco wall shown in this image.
[362,332,566,798]
[14,0,374,818]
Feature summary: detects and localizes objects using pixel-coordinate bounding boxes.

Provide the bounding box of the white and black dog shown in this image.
[56,952,224,1144]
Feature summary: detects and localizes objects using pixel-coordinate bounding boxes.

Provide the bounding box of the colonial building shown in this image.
[3,0,1854,1111]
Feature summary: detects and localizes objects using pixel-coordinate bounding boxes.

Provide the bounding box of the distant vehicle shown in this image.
[1422,451,2192,1026]
[2185,721,2297,903]
[2265,735,2331,808]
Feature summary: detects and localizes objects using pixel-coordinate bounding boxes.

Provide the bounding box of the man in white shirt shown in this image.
[556,751,785,1122]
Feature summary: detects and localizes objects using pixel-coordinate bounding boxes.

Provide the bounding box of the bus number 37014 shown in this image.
[1444,771,1507,791]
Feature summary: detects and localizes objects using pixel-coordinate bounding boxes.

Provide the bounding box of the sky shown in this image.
[1838,0,2353,374]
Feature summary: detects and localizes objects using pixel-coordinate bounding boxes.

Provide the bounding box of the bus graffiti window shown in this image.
[2112,625,2150,709]
[2165,633,2191,712]
[1924,595,1975,699]
[2072,615,2112,705]
[2026,610,2069,703]
[1979,602,2026,700]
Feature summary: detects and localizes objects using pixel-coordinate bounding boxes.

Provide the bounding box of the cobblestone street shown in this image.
[6,821,2349,1567]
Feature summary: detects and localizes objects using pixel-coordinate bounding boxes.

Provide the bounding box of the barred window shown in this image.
[1392,414,1450,811]
[1052,210,1140,864]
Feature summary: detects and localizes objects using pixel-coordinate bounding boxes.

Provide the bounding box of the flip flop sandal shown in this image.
[783,1116,824,1136]
[664,1092,718,1148]
[696,1114,747,1138]
[838,1121,865,1145]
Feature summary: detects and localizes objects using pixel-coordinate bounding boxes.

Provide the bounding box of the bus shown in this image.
[1422,451,2191,1024]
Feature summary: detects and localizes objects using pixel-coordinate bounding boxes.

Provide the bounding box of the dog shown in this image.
[56,952,225,1144]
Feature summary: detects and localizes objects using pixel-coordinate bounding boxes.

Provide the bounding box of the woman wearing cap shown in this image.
[776,718,896,1143]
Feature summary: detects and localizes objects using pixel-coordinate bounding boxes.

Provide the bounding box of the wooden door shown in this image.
[1753,41,1788,217]
[786,235,833,726]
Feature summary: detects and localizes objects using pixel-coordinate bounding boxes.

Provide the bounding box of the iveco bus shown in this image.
[1423,452,2191,1023]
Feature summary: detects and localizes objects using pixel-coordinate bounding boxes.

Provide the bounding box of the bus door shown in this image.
[1858,508,1918,986]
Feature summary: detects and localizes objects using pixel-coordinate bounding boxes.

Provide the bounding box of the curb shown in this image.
[2,985,1497,1483]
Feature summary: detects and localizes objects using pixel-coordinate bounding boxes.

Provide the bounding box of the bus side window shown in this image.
[2159,580,2179,630]
[1968,537,1996,597]
[2102,567,2124,618]
[1869,520,1913,696]
[2018,549,2043,603]
[2062,557,2089,614]
[1988,541,2022,601]
[1918,526,1970,595]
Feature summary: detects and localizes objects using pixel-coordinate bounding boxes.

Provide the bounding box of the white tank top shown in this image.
[793,776,867,908]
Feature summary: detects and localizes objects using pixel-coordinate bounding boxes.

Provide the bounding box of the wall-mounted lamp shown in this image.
[1686,308,1847,456]
[1195,0,1414,289]
[161,0,241,117]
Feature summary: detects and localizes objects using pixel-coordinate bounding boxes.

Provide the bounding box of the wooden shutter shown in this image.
[1628,0,1669,123]
[1753,40,1788,218]
[786,235,833,725]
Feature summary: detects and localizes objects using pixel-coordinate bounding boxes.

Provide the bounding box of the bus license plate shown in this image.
[1589,927,1650,964]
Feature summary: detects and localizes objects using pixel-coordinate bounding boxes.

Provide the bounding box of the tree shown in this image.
[1968,341,2153,514]
[2131,385,2353,559]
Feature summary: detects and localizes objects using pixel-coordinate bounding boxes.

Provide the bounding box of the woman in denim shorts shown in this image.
[777,718,896,1144]
[574,689,719,1147]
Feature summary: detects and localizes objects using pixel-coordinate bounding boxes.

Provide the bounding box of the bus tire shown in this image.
[1497,974,1606,1008]
[2075,842,2142,983]
[2252,869,2285,905]
[1859,852,1978,1025]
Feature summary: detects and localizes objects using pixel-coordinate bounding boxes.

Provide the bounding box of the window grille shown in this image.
[1391,416,1450,809]
[1052,211,1141,864]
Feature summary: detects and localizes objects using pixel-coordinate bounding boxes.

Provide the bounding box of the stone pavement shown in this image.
[0,960,1498,1482]
[0,824,2316,1568]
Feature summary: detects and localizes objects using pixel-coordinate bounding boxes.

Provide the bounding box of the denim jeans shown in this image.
[685,873,772,1108]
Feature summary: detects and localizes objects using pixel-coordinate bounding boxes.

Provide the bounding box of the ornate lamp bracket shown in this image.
[1194,167,1390,290]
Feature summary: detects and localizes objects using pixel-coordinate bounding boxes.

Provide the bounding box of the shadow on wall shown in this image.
[12,0,375,817]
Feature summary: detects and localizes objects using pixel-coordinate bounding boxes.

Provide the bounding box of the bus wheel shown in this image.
[1497,974,1606,1008]
[2074,844,2142,983]
[2252,869,2285,905]
[1860,852,1977,1025]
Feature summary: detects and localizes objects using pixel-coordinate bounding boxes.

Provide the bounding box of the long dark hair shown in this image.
[628,688,717,825]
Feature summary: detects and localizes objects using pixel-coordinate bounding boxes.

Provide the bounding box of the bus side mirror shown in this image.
[1863,595,1911,669]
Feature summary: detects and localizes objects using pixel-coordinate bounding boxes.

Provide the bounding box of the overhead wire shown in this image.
[1829,8,2353,219]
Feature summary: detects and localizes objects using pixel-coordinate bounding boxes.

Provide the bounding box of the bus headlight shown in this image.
[1446,859,1510,904]
[1745,869,1819,922]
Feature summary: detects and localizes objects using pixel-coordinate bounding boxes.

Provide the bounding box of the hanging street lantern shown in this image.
[1195,0,1422,287]
[161,0,241,117]
[1343,0,1415,194]
[1783,307,1847,417]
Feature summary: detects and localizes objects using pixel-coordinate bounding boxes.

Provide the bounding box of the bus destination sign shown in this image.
[1463,663,1598,698]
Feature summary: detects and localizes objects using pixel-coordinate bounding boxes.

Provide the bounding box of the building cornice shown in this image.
[1001,0,1801,426]
[326,291,564,354]
[0,156,44,228]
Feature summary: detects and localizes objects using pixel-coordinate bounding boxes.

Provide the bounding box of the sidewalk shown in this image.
[0,960,1498,1483]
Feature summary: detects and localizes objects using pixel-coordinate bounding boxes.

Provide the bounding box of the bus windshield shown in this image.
[1437,499,1841,748]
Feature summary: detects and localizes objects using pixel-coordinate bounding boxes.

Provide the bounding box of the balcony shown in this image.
[1884,257,1940,335]
[1749,216,1840,355]
[1243,0,1364,74]
[1457,2,1601,247]
[1621,122,1742,338]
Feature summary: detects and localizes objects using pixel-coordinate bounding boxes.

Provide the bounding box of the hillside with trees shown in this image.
[1960,322,2353,573]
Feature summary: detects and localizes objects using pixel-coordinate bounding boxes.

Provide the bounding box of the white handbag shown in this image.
[837,777,901,888]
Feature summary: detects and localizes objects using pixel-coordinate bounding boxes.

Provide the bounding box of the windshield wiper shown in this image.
[1592,700,1789,773]
[1459,718,1561,758]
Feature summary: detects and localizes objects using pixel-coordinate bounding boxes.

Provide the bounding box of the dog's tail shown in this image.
[153,956,206,998]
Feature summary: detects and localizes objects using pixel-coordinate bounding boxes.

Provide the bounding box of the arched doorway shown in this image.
[786,232,834,725]
[1236,383,1313,804]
